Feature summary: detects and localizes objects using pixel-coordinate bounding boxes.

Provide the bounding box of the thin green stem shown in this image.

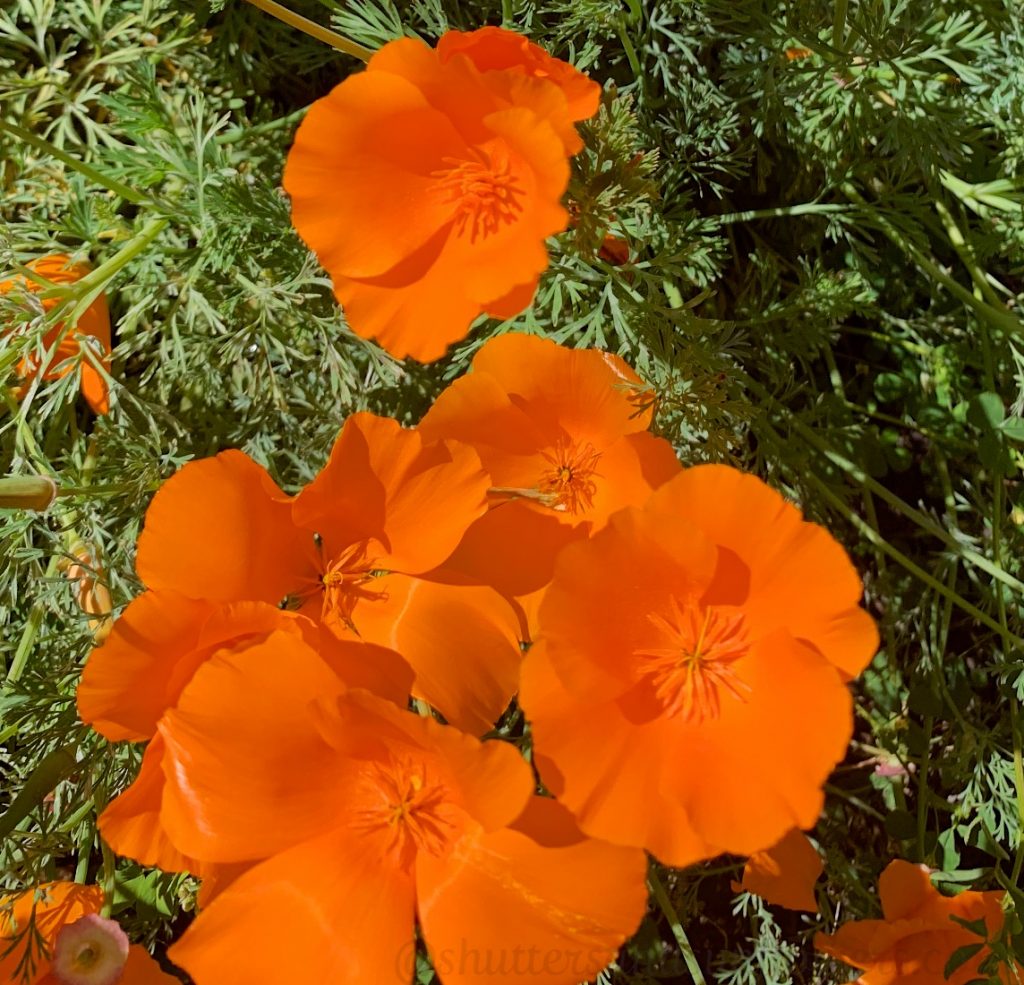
[841,183,1024,339]
[648,868,707,985]
[713,202,848,226]
[916,714,934,862]
[243,0,374,60]
[804,470,1024,646]
[744,377,1024,597]
[0,119,149,205]
[5,555,61,684]
[832,0,849,50]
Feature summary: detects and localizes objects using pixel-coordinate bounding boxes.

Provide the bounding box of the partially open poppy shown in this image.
[283,30,600,362]
[733,828,823,913]
[132,412,522,733]
[0,882,177,985]
[154,631,648,985]
[419,333,679,629]
[520,464,877,867]
[0,255,111,414]
[815,860,1023,984]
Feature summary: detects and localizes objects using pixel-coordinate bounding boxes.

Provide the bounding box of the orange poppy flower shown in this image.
[1,255,111,414]
[732,828,823,913]
[131,412,522,733]
[419,332,680,628]
[77,591,411,873]
[0,882,178,985]
[282,30,599,362]
[519,464,878,867]
[153,630,648,985]
[815,860,1023,984]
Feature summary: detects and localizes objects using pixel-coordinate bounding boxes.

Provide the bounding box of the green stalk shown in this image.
[648,868,707,985]
[713,203,848,226]
[832,0,849,50]
[244,0,374,60]
[0,119,149,205]
[842,183,1024,339]
[803,470,1024,646]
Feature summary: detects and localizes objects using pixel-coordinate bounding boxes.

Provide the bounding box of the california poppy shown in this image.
[283,29,600,362]
[77,591,411,873]
[131,412,522,733]
[732,828,823,913]
[0,255,111,414]
[419,332,680,628]
[152,630,648,985]
[519,464,878,867]
[815,860,1023,984]
[0,882,178,985]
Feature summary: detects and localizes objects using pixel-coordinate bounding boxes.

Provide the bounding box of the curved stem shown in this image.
[0,119,149,205]
[648,868,707,985]
[244,0,374,60]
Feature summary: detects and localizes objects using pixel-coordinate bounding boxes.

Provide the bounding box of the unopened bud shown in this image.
[0,474,57,511]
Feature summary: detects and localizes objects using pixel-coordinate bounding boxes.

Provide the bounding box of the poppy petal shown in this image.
[136,451,315,607]
[293,413,488,574]
[470,334,655,442]
[77,593,302,743]
[647,465,878,678]
[169,828,416,985]
[283,69,470,280]
[121,945,182,985]
[158,631,349,863]
[416,798,647,985]
[735,829,823,913]
[351,574,523,734]
[520,643,715,865]
[99,734,197,873]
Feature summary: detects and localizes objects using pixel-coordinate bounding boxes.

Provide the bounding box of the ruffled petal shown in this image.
[168,829,416,985]
[351,574,523,734]
[135,451,315,607]
[735,829,823,913]
[99,734,197,872]
[158,631,350,863]
[417,798,646,985]
[647,465,878,678]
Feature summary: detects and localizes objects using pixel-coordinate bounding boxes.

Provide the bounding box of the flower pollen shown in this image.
[538,440,602,515]
[434,156,524,242]
[635,599,752,722]
[351,759,459,868]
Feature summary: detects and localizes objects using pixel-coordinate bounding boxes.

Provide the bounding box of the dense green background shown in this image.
[2,0,1023,980]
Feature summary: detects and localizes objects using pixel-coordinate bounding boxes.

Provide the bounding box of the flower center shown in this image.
[317,539,386,634]
[635,599,752,722]
[538,441,602,515]
[434,156,524,242]
[52,913,129,985]
[352,759,458,868]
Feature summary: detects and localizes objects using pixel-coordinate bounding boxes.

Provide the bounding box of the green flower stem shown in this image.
[0,119,149,205]
[648,868,707,985]
[841,182,1024,339]
[744,377,1024,598]
[713,202,849,226]
[932,198,1005,309]
[5,554,61,684]
[243,0,374,60]
[803,468,1024,647]
[832,0,849,50]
